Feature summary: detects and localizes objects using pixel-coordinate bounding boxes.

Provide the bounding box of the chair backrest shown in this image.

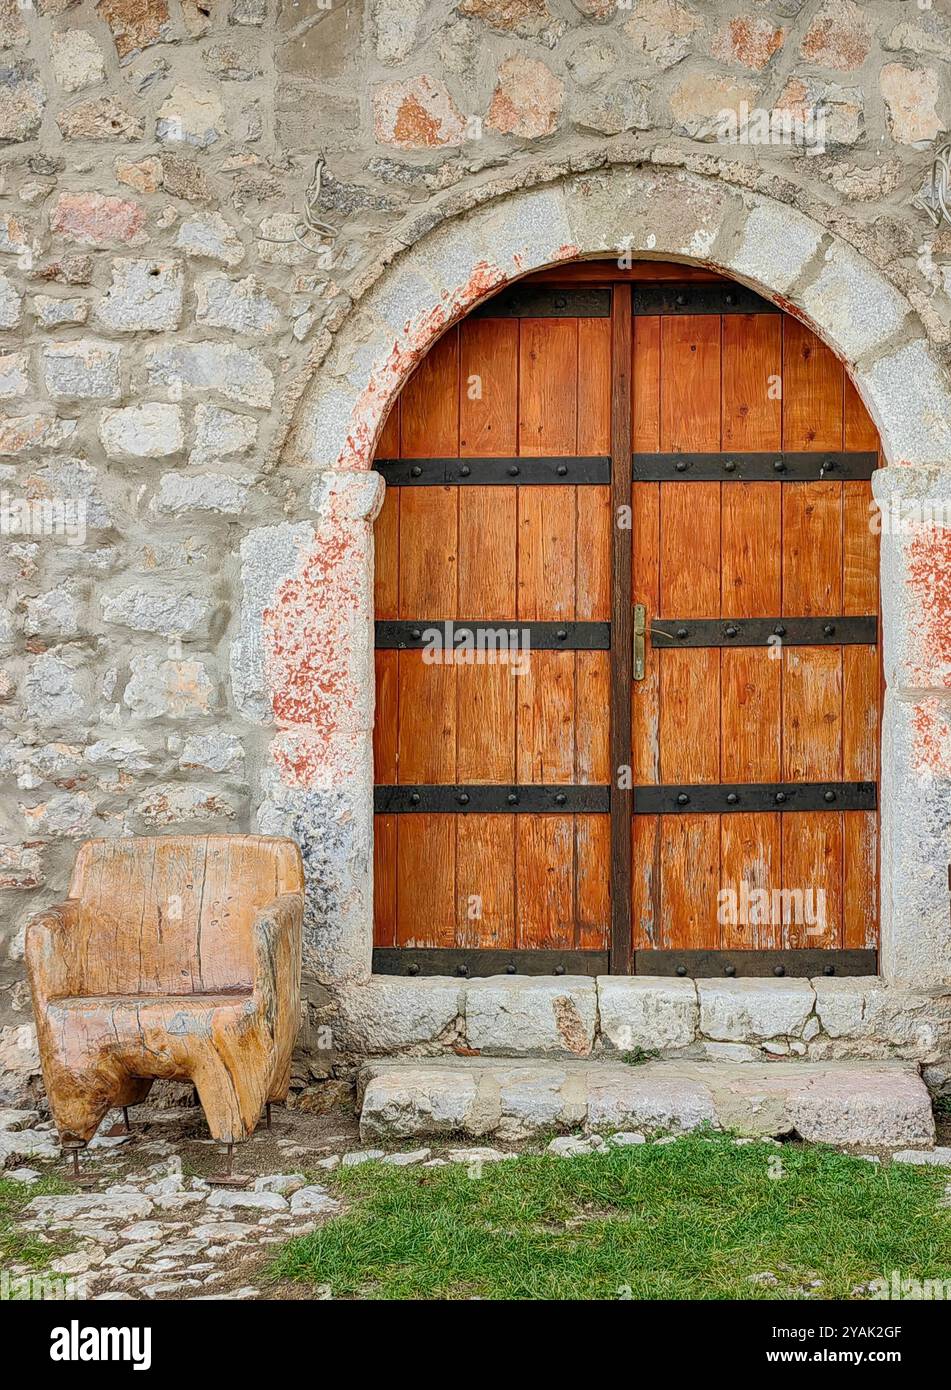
[67,835,304,997]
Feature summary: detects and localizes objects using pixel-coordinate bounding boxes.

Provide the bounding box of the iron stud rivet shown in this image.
[725,964,736,976]
[823,623,835,636]
[554,964,565,976]
[675,460,688,472]
[725,293,736,306]
[457,793,470,805]
[724,460,736,472]
[411,465,423,477]
[557,629,568,640]
[823,965,835,976]
[773,460,786,473]
[506,963,517,974]
[773,965,786,977]
[725,624,738,638]
[508,465,520,476]
[824,790,836,803]
[457,964,469,977]
[554,792,567,805]
[726,792,738,805]
[676,293,688,306]
[507,793,518,805]
[459,464,471,477]
[676,627,688,639]
[775,791,787,803]
[555,296,567,309]
[675,965,687,977]
[774,624,786,636]
[824,459,836,472]
[410,791,421,804]
[677,793,689,806]
[408,964,420,976]
[410,627,421,639]
[556,464,568,476]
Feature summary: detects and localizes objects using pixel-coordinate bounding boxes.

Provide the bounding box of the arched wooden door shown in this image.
[372,263,880,979]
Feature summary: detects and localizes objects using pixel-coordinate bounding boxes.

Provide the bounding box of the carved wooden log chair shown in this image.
[25,834,304,1173]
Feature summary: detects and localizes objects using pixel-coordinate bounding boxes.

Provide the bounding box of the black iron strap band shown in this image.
[375,456,611,486]
[472,286,611,318]
[634,782,876,814]
[374,783,875,814]
[635,950,877,979]
[373,948,609,978]
[373,948,875,978]
[651,616,877,648]
[632,451,877,481]
[632,282,778,315]
[375,785,610,814]
[375,621,611,651]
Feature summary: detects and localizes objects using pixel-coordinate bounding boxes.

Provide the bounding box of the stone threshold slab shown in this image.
[358,1058,936,1150]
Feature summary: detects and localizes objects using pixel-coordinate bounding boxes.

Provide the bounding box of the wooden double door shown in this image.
[372,264,880,978]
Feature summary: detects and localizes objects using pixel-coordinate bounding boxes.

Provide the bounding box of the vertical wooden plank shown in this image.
[722,484,781,616]
[782,813,842,949]
[782,318,843,452]
[783,646,843,780]
[373,815,397,947]
[844,481,879,616]
[456,658,516,783]
[720,814,781,950]
[516,650,575,783]
[397,817,455,947]
[844,812,878,950]
[576,815,610,952]
[455,816,515,949]
[373,649,398,782]
[398,486,458,619]
[843,644,879,781]
[518,317,578,455]
[459,316,518,619]
[400,328,459,458]
[577,317,611,455]
[516,816,574,950]
[576,650,611,784]
[659,648,720,783]
[459,318,518,457]
[517,488,576,620]
[722,314,782,452]
[631,814,660,951]
[660,316,721,451]
[611,284,633,972]
[782,482,842,616]
[576,486,611,621]
[720,648,781,782]
[397,652,456,783]
[659,815,720,949]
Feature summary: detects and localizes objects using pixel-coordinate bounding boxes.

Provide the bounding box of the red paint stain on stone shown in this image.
[907,524,951,687]
[335,259,509,469]
[262,489,367,785]
[911,699,951,777]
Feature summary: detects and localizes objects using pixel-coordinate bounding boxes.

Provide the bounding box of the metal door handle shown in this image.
[633,603,646,681]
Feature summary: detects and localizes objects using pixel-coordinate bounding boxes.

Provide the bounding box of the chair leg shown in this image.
[62,1140,96,1185]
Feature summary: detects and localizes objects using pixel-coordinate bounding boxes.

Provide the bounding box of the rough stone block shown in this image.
[42,339,121,399]
[585,1070,719,1135]
[698,978,815,1041]
[332,977,464,1054]
[464,976,597,1057]
[789,1065,935,1149]
[597,975,698,1053]
[99,402,184,457]
[95,258,183,332]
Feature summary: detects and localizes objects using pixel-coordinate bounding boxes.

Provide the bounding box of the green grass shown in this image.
[271,1135,951,1301]
[0,1173,74,1275]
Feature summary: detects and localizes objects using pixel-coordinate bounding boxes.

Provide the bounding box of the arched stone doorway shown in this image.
[234,167,951,1057]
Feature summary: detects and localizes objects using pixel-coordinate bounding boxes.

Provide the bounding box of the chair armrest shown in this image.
[251,893,303,1021]
[24,901,80,1005]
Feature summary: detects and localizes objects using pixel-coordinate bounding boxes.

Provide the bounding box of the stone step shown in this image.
[358,1058,936,1150]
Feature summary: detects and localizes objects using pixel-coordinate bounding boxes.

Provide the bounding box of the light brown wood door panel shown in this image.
[372,269,881,965]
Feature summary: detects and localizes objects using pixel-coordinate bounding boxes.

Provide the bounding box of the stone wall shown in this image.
[3,0,951,1092]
